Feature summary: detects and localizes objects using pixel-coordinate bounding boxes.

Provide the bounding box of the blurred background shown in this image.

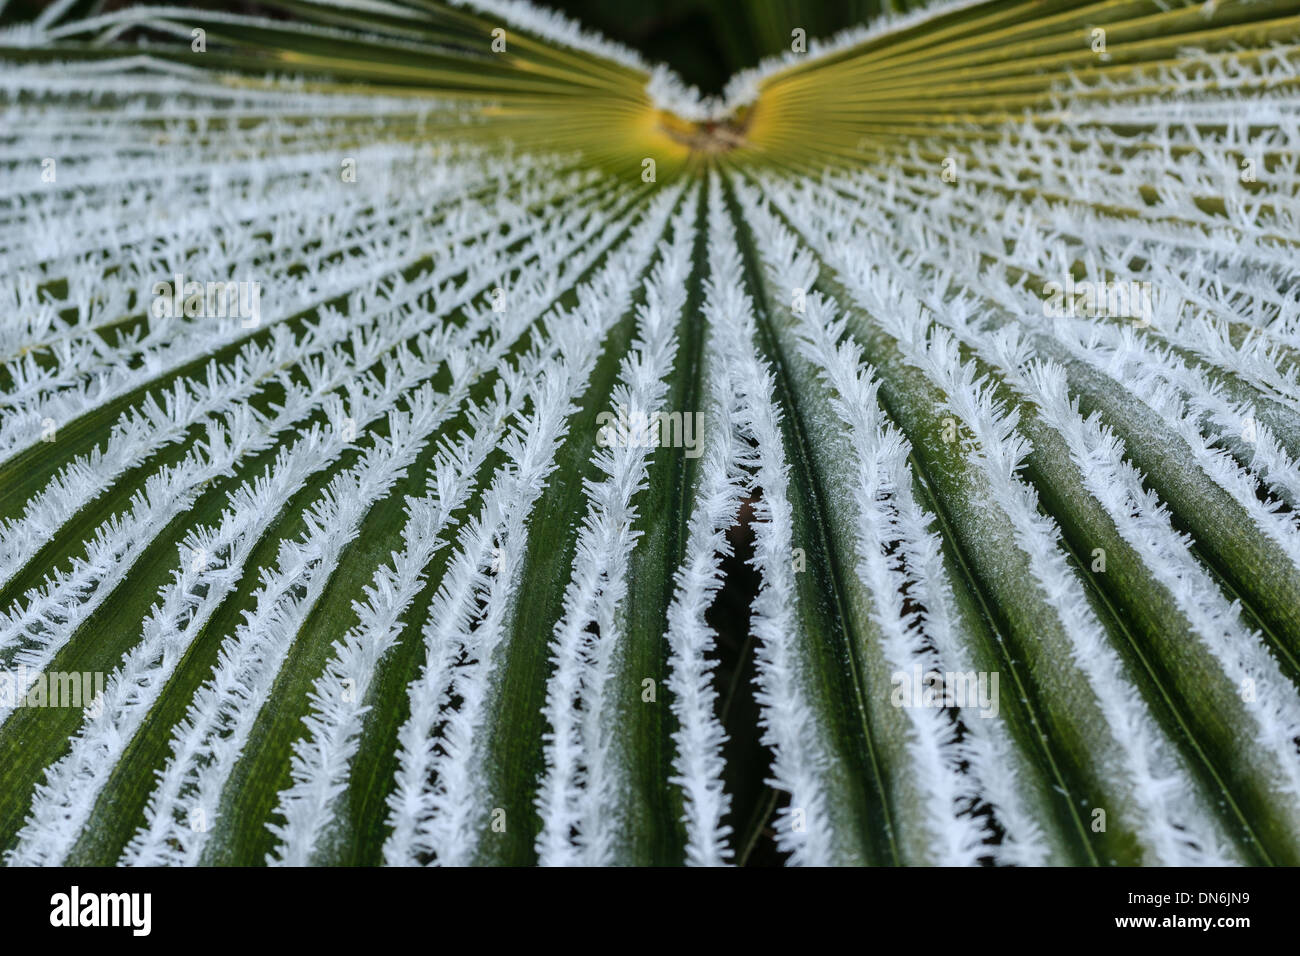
[1,0,915,93]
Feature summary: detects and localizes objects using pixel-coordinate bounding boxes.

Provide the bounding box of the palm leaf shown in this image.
[2,0,1299,866]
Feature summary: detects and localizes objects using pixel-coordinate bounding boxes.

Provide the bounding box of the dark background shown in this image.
[524,0,894,93]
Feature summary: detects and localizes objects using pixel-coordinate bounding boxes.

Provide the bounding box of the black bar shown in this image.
[0,865,1285,942]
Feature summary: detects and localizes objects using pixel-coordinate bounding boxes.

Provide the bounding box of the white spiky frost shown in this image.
[383,184,683,866]
[700,176,838,865]
[659,364,743,867]
[264,185,652,865]
[1025,360,1300,804]
[739,184,1232,866]
[4,0,1300,871]
[535,192,697,865]
[737,181,1014,865]
[0,183,608,726]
